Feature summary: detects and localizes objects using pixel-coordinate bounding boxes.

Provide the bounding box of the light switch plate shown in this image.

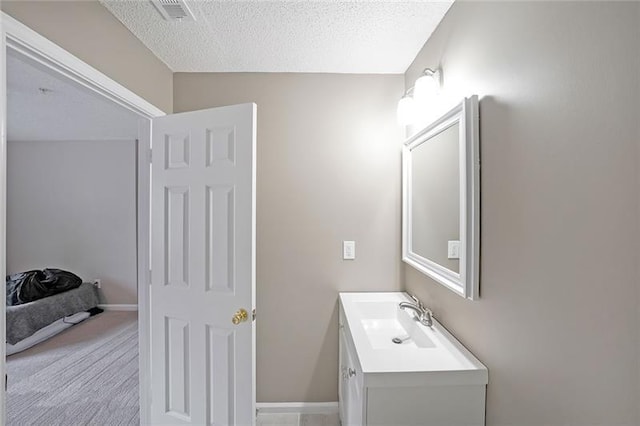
[447,241,460,259]
[343,241,355,260]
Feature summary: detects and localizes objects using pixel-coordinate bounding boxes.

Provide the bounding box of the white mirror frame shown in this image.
[402,95,480,299]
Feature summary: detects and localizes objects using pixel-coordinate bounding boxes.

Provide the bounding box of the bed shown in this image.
[6,282,99,352]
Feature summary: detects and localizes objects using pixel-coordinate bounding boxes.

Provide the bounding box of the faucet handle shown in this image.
[409,293,425,310]
[421,308,434,327]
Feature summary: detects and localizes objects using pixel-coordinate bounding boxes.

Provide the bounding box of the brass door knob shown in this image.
[232,308,249,325]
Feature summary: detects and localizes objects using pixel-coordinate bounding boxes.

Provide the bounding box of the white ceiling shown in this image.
[7,50,140,141]
[99,0,453,73]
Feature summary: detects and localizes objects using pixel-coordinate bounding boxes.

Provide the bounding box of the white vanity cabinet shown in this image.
[338,292,488,426]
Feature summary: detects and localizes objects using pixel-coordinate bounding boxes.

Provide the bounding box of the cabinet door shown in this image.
[340,327,364,426]
[339,325,348,423]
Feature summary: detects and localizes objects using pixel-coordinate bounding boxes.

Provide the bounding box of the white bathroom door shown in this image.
[149,103,256,425]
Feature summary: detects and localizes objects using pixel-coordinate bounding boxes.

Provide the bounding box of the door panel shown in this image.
[205,185,235,293]
[165,186,190,287]
[165,317,191,420]
[150,103,256,426]
[206,326,235,424]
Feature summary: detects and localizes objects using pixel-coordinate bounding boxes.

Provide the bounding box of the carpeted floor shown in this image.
[7,312,339,426]
[7,311,139,426]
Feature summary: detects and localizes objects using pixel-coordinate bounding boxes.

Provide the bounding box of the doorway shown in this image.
[0,12,162,425]
[5,46,142,424]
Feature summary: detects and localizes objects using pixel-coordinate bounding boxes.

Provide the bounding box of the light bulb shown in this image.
[397,95,416,126]
[414,69,440,103]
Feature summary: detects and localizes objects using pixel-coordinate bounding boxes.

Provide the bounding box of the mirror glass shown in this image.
[410,122,460,273]
[402,96,479,299]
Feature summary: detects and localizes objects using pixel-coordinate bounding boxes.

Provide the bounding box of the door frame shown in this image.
[0,12,165,425]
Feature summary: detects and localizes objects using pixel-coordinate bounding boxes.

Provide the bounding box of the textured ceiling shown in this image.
[100,0,453,73]
[7,50,139,141]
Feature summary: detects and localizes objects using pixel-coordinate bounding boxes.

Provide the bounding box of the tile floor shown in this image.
[257,412,340,426]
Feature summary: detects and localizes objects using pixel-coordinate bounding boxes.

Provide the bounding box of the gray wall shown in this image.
[404,2,640,425]
[174,72,404,402]
[7,140,138,305]
[1,0,173,113]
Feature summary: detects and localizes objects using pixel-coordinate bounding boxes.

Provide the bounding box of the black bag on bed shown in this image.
[6,269,83,306]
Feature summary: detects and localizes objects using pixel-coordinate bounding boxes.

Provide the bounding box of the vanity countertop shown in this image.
[339,292,488,387]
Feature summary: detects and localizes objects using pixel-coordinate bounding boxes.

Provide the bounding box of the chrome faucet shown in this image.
[399,294,433,327]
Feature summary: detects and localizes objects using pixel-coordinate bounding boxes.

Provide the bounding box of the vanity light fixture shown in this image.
[397,88,416,126]
[414,68,441,103]
[397,67,442,125]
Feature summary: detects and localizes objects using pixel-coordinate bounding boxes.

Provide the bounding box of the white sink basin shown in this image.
[340,292,488,387]
[358,301,436,349]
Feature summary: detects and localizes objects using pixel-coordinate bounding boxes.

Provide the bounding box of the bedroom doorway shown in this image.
[4,47,143,424]
[0,12,162,425]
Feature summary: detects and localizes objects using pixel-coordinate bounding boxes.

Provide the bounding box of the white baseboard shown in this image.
[256,402,339,415]
[97,304,138,312]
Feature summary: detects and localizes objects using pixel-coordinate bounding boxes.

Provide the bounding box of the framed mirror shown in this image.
[402,96,480,299]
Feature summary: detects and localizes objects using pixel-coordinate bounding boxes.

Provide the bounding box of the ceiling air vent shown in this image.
[150,0,196,22]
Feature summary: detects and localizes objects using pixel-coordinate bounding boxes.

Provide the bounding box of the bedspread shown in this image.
[6,282,99,344]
